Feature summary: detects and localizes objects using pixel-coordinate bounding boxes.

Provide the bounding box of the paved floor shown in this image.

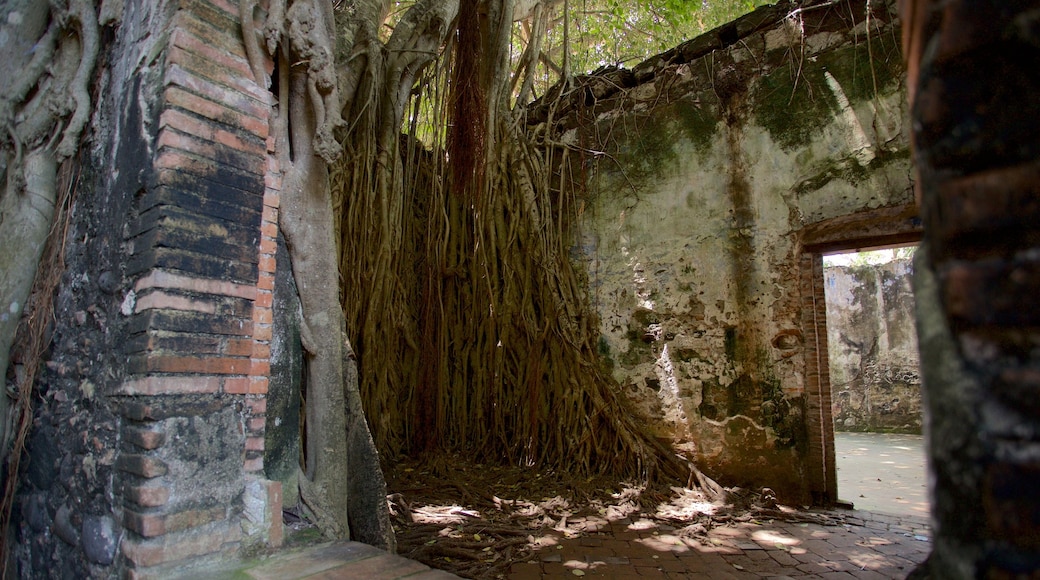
[201,541,461,579]
[196,434,932,579]
[835,432,929,517]
[202,508,930,580]
[504,509,930,579]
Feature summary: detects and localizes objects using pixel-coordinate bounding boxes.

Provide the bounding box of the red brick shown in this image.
[121,521,242,568]
[250,359,271,376]
[118,376,221,396]
[258,254,276,274]
[257,272,275,291]
[137,356,251,375]
[157,127,265,175]
[168,23,253,82]
[248,417,266,432]
[263,188,281,208]
[124,427,167,451]
[244,456,264,473]
[249,377,269,395]
[224,377,251,394]
[252,341,271,359]
[259,236,277,255]
[127,486,171,508]
[253,307,273,325]
[261,204,277,224]
[246,437,265,452]
[158,108,266,158]
[166,506,227,534]
[134,269,256,300]
[164,86,268,137]
[260,221,278,239]
[117,455,169,479]
[134,291,217,315]
[163,63,270,127]
[246,397,267,414]
[254,324,273,341]
[226,338,254,357]
[254,288,274,309]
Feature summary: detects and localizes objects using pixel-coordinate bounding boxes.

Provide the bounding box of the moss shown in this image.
[673,98,720,154]
[815,32,903,104]
[752,61,836,150]
[753,32,903,151]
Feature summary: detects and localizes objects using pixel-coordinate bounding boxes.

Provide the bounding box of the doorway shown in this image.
[822,247,928,516]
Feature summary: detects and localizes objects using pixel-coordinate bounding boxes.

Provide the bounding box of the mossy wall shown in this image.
[568,0,912,503]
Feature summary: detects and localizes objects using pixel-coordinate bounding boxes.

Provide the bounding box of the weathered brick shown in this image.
[159,108,266,158]
[134,291,217,315]
[164,86,268,137]
[128,200,260,244]
[260,221,278,239]
[164,58,270,122]
[254,323,273,341]
[253,307,273,325]
[128,355,252,375]
[126,486,171,508]
[248,377,268,395]
[258,236,277,255]
[257,254,275,274]
[251,341,271,359]
[139,184,262,228]
[127,246,258,286]
[123,426,168,450]
[134,269,256,301]
[245,437,265,452]
[249,359,271,376]
[129,309,253,338]
[261,203,277,224]
[245,397,267,414]
[248,417,266,432]
[243,456,264,473]
[256,272,275,291]
[158,127,266,176]
[226,338,254,357]
[254,290,273,311]
[117,375,224,396]
[165,506,227,534]
[117,455,168,479]
[943,260,1040,328]
[121,521,242,568]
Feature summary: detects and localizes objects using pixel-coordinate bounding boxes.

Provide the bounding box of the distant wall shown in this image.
[546,0,916,502]
[825,259,921,433]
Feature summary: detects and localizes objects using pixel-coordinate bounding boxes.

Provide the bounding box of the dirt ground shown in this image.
[380,454,843,579]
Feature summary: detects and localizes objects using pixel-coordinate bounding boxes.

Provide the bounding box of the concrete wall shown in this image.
[825,259,921,433]
[558,0,914,502]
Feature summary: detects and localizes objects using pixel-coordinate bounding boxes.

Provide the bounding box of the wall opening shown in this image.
[822,245,928,516]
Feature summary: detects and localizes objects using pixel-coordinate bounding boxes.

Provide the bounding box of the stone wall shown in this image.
[550,0,917,503]
[825,258,921,433]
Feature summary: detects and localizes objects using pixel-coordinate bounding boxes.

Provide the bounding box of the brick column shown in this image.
[116,1,282,576]
[903,0,1040,576]
[800,252,837,505]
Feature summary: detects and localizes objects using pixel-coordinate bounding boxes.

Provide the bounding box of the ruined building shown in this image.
[1,0,1038,577]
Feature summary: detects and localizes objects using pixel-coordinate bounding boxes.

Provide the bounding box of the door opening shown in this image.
[822,246,928,516]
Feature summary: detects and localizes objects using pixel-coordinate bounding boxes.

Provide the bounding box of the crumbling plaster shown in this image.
[573,1,913,501]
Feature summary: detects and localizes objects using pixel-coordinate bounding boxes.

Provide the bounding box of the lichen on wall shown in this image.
[569,0,912,502]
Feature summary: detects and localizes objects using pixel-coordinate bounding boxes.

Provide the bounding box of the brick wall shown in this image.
[116,0,282,575]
